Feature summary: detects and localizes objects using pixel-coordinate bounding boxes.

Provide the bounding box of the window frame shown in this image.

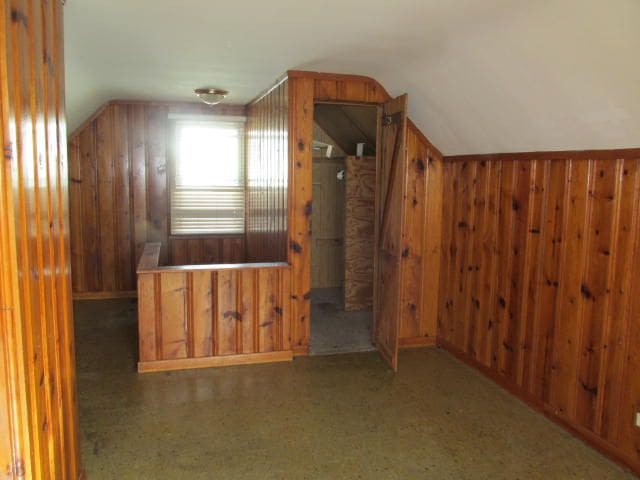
[167,114,247,238]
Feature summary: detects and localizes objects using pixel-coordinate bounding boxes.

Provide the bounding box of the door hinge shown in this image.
[382,112,403,126]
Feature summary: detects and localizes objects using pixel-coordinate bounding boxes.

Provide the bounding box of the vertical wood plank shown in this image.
[113,104,133,290]
[575,157,620,430]
[599,158,640,441]
[258,269,277,352]
[145,106,169,264]
[96,105,116,291]
[137,274,157,361]
[78,124,100,291]
[160,272,188,359]
[191,270,213,358]
[216,270,238,355]
[240,270,257,354]
[548,158,593,417]
[67,137,85,292]
[129,104,147,267]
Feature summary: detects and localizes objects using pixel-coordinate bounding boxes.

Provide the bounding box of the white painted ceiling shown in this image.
[65,0,640,155]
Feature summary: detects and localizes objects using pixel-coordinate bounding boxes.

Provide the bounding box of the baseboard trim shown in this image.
[292,345,309,356]
[437,338,640,478]
[138,350,293,373]
[399,336,436,348]
[73,290,137,300]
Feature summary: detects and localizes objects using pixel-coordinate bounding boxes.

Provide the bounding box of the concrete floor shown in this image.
[75,299,636,480]
[310,288,375,355]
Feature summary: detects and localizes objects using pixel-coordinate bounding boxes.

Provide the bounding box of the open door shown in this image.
[373,95,408,372]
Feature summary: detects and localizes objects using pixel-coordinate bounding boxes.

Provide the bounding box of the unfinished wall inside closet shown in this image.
[344,155,376,311]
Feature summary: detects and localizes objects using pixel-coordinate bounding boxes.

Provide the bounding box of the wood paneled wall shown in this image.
[287,71,443,354]
[344,156,375,311]
[245,78,289,262]
[169,236,245,267]
[0,0,81,478]
[438,149,640,475]
[68,101,247,298]
[398,124,443,347]
[137,244,292,372]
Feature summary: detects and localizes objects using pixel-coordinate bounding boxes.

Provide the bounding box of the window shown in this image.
[170,118,245,235]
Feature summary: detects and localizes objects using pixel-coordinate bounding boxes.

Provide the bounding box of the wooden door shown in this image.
[311,159,345,289]
[373,95,408,371]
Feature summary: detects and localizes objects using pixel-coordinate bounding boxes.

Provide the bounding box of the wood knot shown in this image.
[580,283,594,301]
[11,9,28,27]
[223,311,241,321]
[289,240,302,253]
[303,201,312,217]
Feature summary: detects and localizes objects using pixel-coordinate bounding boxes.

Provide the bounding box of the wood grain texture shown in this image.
[344,156,375,310]
[68,101,247,297]
[245,78,288,262]
[137,244,292,372]
[311,158,345,289]
[0,0,81,478]
[400,124,443,344]
[373,95,408,371]
[438,150,640,476]
[286,71,444,356]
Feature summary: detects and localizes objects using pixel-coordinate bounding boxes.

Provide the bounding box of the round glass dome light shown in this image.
[194,88,229,105]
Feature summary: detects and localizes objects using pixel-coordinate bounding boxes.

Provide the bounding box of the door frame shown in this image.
[286,71,401,360]
[308,100,381,350]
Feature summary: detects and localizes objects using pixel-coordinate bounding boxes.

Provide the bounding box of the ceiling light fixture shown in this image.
[194,88,228,105]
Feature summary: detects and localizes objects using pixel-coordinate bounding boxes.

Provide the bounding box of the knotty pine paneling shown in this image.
[137,244,292,372]
[245,78,289,262]
[399,124,443,347]
[438,150,640,475]
[68,101,247,298]
[287,71,443,354]
[0,0,81,478]
[169,236,245,266]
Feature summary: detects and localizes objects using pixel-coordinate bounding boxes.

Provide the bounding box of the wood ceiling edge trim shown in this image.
[445,147,640,163]
[248,73,289,106]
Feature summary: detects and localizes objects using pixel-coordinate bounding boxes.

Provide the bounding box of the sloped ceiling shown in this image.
[314,105,377,156]
[65,0,640,155]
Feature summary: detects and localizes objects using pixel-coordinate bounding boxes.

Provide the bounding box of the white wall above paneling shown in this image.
[65,0,640,155]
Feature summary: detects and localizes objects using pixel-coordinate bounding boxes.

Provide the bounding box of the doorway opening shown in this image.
[309,103,378,355]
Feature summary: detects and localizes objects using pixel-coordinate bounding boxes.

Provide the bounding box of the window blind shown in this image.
[170,119,245,235]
